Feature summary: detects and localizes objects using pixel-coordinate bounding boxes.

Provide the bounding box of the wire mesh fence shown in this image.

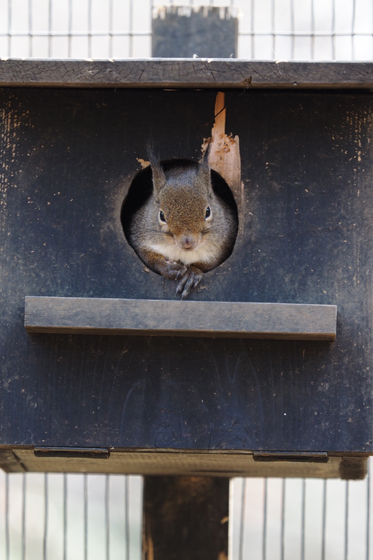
[0,0,372,60]
[0,0,372,559]
[0,472,143,560]
[0,465,372,560]
[231,466,372,560]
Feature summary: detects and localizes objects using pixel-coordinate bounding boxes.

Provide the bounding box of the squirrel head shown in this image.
[148,146,213,252]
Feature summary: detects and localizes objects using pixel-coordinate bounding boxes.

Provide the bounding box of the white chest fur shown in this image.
[146,241,218,266]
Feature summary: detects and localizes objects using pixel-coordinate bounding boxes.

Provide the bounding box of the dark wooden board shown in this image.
[24,296,337,340]
[0,59,373,88]
[0,86,372,465]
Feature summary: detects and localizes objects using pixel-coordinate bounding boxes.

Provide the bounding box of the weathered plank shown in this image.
[8,449,363,479]
[0,59,373,88]
[24,296,337,340]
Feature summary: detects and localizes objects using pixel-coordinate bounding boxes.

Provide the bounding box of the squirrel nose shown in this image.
[178,235,197,250]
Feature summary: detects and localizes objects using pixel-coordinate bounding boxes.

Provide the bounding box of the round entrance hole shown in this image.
[121,158,239,275]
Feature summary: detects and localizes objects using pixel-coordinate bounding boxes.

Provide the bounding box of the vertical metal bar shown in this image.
[5,474,9,560]
[251,0,255,59]
[48,0,52,58]
[129,0,134,57]
[263,479,268,560]
[63,474,67,560]
[367,463,370,560]
[125,476,130,560]
[84,474,88,560]
[150,0,155,56]
[22,475,26,560]
[28,0,32,57]
[106,475,110,560]
[238,479,247,560]
[68,0,72,58]
[281,479,285,560]
[44,474,48,560]
[271,0,275,58]
[7,0,12,58]
[345,480,349,560]
[321,479,327,560]
[88,0,92,58]
[109,0,113,58]
[310,0,315,59]
[331,0,336,60]
[351,0,356,59]
[301,479,306,560]
[290,0,295,59]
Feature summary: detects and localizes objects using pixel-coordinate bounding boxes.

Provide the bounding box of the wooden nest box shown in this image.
[0,59,372,480]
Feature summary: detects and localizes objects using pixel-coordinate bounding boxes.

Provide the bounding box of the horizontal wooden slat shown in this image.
[9,449,365,478]
[0,59,373,89]
[24,296,337,340]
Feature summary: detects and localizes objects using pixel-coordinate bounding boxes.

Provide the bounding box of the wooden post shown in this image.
[143,476,229,560]
[152,6,238,58]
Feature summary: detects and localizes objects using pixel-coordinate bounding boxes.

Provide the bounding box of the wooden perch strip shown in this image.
[0,60,372,88]
[24,297,337,340]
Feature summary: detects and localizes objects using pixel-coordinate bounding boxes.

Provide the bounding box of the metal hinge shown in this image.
[34,447,110,459]
[253,451,328,463]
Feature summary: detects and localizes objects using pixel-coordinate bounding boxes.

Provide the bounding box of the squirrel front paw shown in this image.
[176,265,203,299]
[158,259,203,298]
[162,260,188,280]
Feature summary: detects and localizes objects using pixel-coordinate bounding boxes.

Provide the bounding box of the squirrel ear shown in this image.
[201,142,211,167]
[147,145,166,200]
[198,142,213,193]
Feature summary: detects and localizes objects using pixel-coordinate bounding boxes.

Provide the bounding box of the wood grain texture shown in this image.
[0,450,25,473]
[8,449,357,478]
[0,59,373,88]
[24,296,337,340]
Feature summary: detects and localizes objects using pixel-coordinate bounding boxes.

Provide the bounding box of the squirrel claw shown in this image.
[176,266,203,299]
[176,265,188,280]
[164,261,186,280]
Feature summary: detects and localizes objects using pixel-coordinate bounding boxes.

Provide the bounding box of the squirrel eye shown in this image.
[159,210,166,223]
[205,206,211,219]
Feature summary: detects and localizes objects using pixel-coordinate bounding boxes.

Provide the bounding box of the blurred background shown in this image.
[0,0,372,60]
[0,0,372,558]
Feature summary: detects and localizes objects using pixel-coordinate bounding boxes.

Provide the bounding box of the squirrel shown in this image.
[128,145,238,298]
